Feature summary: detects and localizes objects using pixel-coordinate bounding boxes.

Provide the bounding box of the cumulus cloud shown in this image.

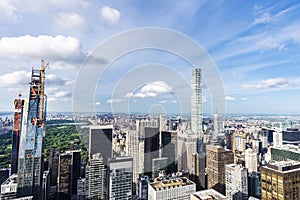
[243,77,295,89]
[95,102,101,105]
[55,12,85,29]
[45,87,71,103]
[125,81,173,99]
[0,35,82,61]
[100,6,120,24]
[225,96,235,101]
[0,71,30,87]
[46,74,74,86]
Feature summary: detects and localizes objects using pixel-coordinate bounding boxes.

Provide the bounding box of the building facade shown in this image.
[108,157,133,200]
[225,164,248,200]
[206,145,234,195]
[261,160,300,200]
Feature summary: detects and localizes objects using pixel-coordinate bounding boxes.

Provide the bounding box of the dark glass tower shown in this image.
[17,63,47,199]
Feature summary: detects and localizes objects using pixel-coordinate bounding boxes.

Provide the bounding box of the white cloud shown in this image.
[225,96,235,101]
[46,87,71,102]
[46,74,74,86]
[255,37,285,51]
[243,77,294,89]
[0,35,82,60]
[202,96,208,103]
[0,0,19,22]
[50,61,78,70]
[254,5,298,24]
[107,98,123,103]
[171,100,177,103]
[55,12,85,30]
[95,102,101,105]
[100,6,120,24]
[124,81,173,99]
[0,71,30,87]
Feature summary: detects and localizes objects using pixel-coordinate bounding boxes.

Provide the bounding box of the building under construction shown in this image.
[10,95,25,174]
[16,60,48,199]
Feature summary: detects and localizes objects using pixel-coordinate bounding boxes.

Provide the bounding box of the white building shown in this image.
[191,189,228,200]
[245,148,258,173]
[225,164,248,200]
[148,177,196,200]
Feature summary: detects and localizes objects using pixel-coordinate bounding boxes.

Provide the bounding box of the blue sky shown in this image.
[0,0,300,114]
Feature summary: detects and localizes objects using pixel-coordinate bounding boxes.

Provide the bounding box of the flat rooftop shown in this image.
[149,177,194,191]
[191,189,228,200]
[264,160,300,172]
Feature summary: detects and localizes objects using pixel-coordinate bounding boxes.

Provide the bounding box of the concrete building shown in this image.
[108,157,133,200]
[225,164,248,200]
[148,177,196,200]
[161,131,177,174]
[177,131,197,173]
[191,189,228,200]
[85,153,107,200]
[206,145,234,195]
[77,178,85,200]
[261,160,300,200]
[245,148,258,173]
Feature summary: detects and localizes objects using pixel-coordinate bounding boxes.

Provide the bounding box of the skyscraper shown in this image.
[89,125,113,166]
[85,153,107,200]
[17,63,47,199]
[225,164,248,200]
[206,145,234,195]
[11,97,24,174]
[191,68,202,153]
[108,157,133,200]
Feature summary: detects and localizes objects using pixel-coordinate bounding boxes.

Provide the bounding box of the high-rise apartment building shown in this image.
[225,164,248,200]
[261,160,300,200]
[245,148,258,173]
[85,153,107,200]
[191,68,202,153]
[206,145,234,195]
[148,177,196,200]
[17,64,47,199]
[108,157,133,200]
[89,125,113,166]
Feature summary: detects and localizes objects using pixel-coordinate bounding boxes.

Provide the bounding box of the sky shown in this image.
[0,0,300,115]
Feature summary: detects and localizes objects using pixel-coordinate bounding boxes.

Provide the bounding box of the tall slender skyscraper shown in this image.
[11,96,24,174]
[191,68,202,153]
[17,62,48,199]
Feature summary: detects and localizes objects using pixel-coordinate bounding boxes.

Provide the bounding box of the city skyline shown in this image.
[0,1,300,114]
